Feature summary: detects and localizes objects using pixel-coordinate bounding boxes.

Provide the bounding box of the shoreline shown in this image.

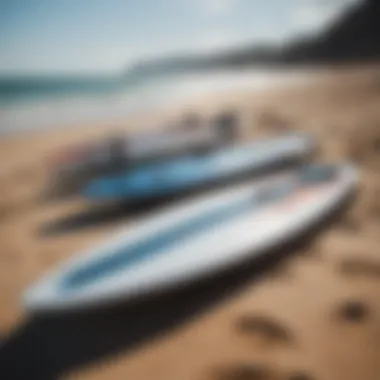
[3,63,379,138]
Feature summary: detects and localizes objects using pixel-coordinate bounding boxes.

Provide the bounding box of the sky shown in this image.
[0,0,362,75]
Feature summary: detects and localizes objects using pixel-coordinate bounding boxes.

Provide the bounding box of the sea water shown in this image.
[0,68,311,135]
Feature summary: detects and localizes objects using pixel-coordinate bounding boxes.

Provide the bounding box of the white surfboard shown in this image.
[23,164,357,313]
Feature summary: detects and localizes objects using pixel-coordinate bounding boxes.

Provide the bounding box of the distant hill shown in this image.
[283,0,380,63]
[126,0,380,80]
[126,45,279,81]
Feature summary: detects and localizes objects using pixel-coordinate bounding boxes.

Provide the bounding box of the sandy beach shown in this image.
[0,65,379,380]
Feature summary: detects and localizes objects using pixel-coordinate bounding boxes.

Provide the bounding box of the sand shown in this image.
[0,65,379,380]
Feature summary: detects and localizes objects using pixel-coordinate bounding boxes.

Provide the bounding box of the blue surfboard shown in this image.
[83,133,315,201]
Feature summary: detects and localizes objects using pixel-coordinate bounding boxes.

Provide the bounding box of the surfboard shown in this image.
[23,164,357,312]
[47,112,238,197]
[83,133,315,201]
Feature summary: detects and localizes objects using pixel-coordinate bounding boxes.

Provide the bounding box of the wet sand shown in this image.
[0,65,379,380]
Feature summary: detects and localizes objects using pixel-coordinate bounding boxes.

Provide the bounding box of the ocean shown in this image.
[0,68,310,135]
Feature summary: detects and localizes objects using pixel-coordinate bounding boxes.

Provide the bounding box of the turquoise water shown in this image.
[0,75,124,104]
[0,72,176,134]
[0,69,310,135]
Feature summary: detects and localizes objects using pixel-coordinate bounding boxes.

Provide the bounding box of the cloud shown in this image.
[192,30,242,52]
[290,0,362,35]
[185,26,289,57]
[201,0,237,16]
[133,24,289,63]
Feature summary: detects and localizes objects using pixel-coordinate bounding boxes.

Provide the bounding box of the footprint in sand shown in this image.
[209,363,273,380]
[338,217,361,233]
[336,300,369,323]
[286,373,315,380]
[209,363,315,380]
[235,315,295,348]
[337,257,380,279]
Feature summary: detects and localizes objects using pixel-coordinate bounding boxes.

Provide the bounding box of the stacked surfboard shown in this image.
[83,133,315,202]
[47,112,238,197]
[24,131,357,312]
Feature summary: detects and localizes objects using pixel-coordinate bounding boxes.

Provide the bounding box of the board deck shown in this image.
[23,164,356,312]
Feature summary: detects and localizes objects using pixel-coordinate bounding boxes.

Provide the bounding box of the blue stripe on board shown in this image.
[84,135,310,200]
[63,174,306,291]
[61,196,256,291]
